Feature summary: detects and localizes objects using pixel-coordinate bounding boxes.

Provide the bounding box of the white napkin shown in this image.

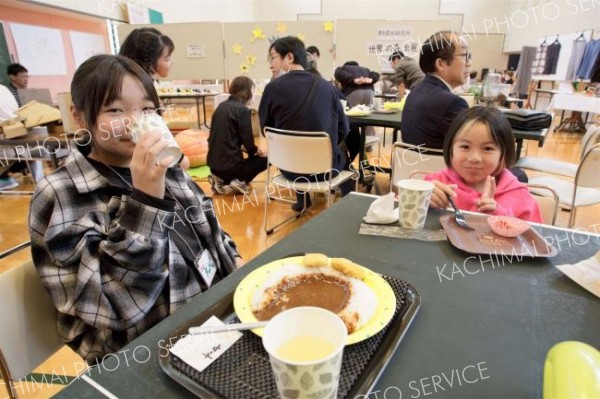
[556,250,600,298]
[363,192,399,224]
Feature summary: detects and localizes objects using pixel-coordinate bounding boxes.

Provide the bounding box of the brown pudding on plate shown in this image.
[253,273,351,321]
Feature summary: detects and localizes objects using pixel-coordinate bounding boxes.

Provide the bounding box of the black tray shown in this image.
[159,275,420,398]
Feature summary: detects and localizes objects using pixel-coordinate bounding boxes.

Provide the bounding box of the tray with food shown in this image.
[440,213,557,257]
[159,254,421,398]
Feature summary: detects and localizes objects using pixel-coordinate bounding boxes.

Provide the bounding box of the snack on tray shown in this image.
[487,215,530,238]
[331,258,366,280]
[303,253,329,268]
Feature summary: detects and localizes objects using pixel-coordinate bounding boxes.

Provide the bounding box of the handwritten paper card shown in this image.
[169,316,243,372]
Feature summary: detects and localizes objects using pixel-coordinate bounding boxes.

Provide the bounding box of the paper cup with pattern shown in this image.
[262,307,347,399]
[130,113,182,167]
[396,179,434,230]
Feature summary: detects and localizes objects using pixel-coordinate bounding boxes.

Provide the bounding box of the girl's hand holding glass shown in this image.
[130,130,173,199]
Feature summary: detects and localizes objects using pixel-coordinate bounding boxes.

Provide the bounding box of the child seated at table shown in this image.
[29,54,242,363]
[424,106,542,223]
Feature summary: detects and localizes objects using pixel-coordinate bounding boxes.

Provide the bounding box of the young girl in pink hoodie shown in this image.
[424,106,542,223]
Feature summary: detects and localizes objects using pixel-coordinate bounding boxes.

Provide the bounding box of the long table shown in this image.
[347,110,543,168]
[56,193,600,398]
[159,92,220,129]
[348,111,402,178]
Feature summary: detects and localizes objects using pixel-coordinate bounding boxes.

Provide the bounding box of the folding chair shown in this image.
[516,124,600,178]
[529,144,600,227]
[527,183,559,226]
[263,127,358,234]
[390,142,445,193]
[0,259,64,399]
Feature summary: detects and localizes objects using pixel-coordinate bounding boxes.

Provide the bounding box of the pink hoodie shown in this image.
[424,168,543,223]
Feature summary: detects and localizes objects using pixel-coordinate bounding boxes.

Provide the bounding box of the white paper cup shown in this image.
[396,179,434,229]
[340,99,347,110]
[262,307,347,399]
[372,97,382,109]
[130,113,182,167]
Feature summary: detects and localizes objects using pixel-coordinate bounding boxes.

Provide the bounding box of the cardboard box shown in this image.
[0,118,27,139]
[16,101,62,129]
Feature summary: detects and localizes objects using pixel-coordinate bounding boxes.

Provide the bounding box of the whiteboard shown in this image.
[69,31,107,69]
[10,23,67,76]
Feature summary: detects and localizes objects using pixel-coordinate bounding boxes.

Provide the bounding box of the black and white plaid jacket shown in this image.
[29,146,239,363]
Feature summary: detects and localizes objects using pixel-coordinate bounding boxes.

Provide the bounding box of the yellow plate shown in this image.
[233,256,397,345]
[345,110,371,117]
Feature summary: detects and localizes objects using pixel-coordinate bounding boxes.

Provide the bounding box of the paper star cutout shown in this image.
[268,35,279,44]
[276,22,287,34]
[240,63,250,73]
[323,21,334,32]
[296,33,306,42]
[232,43,243,55]
[252,27,266,40]
[246,54,257,65]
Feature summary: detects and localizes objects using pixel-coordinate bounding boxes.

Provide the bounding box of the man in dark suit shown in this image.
[401,31,471,149]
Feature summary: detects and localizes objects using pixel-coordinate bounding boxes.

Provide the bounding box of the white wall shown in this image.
[503,0,600,52]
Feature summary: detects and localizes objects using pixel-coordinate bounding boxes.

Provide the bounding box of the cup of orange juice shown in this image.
[262,307,347,398]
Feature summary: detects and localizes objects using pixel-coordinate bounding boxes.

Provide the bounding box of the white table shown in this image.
[549,93,600,132]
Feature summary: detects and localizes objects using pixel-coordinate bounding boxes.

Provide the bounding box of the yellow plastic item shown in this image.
[543,341,600,399]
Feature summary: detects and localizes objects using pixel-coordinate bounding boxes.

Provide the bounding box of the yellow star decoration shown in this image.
[251,27,266,40]
[276,22,287,34]
[246,54,257,65]
[323,21,334,32]
[296,33,306,42]
[232,43,243,55]
[240,63,250,73]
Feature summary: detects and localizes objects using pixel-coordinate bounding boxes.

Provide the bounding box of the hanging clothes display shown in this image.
[565,37,587,81]
[591,52,600,82]
[543,39,561,75]
[576,39,600,79]
[531,40,547,75]
[515,46,537,96]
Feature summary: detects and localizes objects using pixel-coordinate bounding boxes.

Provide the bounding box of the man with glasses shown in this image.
[6,63,28,107]
[401,31,471,149]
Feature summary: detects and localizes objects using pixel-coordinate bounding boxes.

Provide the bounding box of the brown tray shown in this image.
[158,274,420,398]
[440,213,557,257]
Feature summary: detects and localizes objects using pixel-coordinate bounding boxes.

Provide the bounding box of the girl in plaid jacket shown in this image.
[29,55,241,363]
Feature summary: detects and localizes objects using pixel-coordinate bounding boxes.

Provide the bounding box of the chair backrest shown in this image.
[391,142,445,192]
[264,127,333,175]
[579,124,600,160]
[576,143,600,188]
[0,260,62,383]
[527,183,559,225]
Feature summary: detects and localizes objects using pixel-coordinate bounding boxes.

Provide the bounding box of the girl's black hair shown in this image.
[443,106,516,170]
[119,28,174,75]
[71,55,160,132]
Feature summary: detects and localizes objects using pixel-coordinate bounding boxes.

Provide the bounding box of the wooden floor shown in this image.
[1,121,599,398]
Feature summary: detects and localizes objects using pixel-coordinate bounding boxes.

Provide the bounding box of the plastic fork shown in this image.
[447,194,474,230]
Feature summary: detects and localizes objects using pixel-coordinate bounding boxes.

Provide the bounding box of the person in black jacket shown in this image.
[401,31,471,150]
[207,76,267,195]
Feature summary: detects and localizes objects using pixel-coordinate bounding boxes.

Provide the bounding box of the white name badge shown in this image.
[195,249,217,287]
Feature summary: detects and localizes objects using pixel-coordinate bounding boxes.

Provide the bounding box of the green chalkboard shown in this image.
[0,23,11,86]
